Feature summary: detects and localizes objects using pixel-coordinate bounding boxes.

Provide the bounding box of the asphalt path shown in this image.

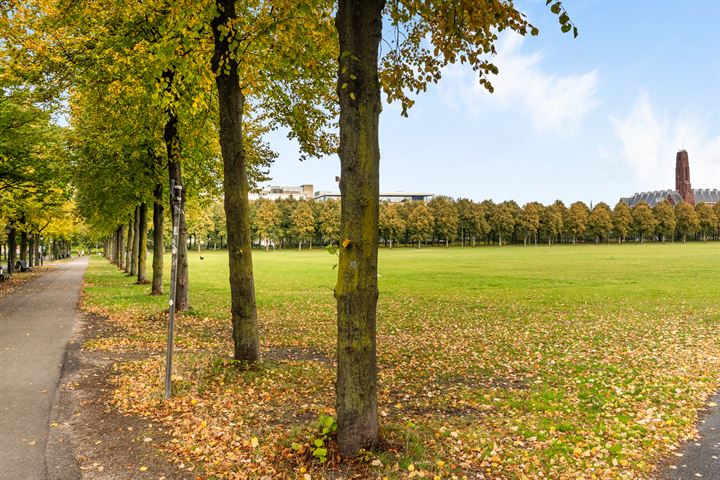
[0,258,86,480]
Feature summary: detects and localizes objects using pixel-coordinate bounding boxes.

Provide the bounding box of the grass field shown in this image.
[83,243,720,479]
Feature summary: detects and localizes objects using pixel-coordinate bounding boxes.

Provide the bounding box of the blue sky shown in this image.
[263,0,720,206]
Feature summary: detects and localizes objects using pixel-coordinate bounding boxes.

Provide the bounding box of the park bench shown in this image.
[14,260,33,272]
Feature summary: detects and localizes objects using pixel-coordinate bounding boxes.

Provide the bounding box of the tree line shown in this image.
[222,197,720,249]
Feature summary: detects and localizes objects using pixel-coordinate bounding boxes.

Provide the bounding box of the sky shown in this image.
[261,0,720,206]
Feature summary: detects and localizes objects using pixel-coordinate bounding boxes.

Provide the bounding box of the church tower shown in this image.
[675,150,695,205]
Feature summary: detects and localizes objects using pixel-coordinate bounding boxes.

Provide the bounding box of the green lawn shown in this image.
[83,243,720,479]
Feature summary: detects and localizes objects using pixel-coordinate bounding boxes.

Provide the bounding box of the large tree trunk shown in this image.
[7,227,16,274]
[28,235,34,267]
[211,0,259,362]
[334,0,384,457]
[137,202,148,284]
[20,230,28,263]
[34,234,41,266]
[164,99,189,311]
[117,224,126,270]
[152,183,164,295]
[126,217,134,273]
[131,206,140,276]
[112,227,119,265]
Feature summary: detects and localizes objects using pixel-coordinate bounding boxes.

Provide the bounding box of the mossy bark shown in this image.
[28,235,34,266]
[117,224,125,270]
[152,183,164,295]
[164,105,189,311]
[125,217,133,273]
[115,227,122,264]
[131,205,140,276]
[8,227,17,272]
[33,234,40,266]
[137,202,148,284]
[334,0,384,457]
[20,229,28,263]
[211,0,259,362]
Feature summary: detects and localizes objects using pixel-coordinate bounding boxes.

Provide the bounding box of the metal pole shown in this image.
[165,182,182,400]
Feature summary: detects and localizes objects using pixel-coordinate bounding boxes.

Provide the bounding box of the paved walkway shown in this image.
[0,258,87,480]
[660,392,720,479]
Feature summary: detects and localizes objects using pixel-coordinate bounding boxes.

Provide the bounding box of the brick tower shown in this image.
[675,150,695,205]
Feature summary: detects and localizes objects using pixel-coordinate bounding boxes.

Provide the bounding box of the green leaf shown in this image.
[313,438,324,447]
[550,2,561,14]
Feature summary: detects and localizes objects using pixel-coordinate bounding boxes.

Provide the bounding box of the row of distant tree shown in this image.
[185,196,720,250]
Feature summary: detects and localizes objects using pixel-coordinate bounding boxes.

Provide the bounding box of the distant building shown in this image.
[249,184,314,201]
[314,191,434,203]
[250,183,433,203]
[620,150,720,207]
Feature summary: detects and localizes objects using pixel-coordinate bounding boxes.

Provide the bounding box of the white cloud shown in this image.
[614,92,720,191]
[438,33,599,136]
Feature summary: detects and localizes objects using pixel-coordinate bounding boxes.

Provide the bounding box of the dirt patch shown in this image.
[50,312,195,480]
[264,346,333,364]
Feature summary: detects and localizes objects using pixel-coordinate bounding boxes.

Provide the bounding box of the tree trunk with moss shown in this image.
[334,0,384,457]
[117,224,126,270]
[125,217,133,273]
[7,227,16,274]
[28,235,34,266]
[131,205,140,276]
[20,229,28,263]
[33,234,41,266]
[115,227,122,264]
[164,103,189,311]
[137,202,148,284]
[152,183,164,295]
[211,0,259,362]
